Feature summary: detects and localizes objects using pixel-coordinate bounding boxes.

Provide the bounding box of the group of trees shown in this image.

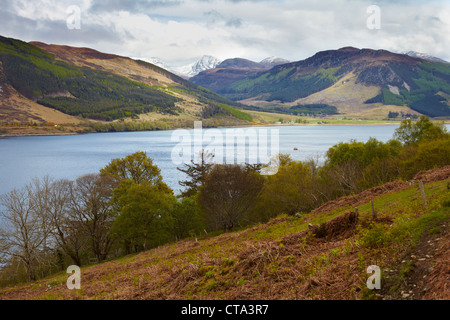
[0,116,448,285]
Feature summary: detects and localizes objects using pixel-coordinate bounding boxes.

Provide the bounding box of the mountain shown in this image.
[259,56,290,67]
[0,35,250,128]
[138,55,222,78]
[197,47,450,118]
[190,57,289,94]
[403,51,449,64]
[173,55,222,78]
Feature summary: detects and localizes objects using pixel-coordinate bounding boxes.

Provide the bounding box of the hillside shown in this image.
[0,35,251,133]
[1,166,448,300]
[193,47,450,118]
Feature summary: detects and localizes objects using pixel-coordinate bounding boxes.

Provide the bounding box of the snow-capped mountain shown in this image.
[135,55,222,78]
[173,55,222,77]
[259,56,290,67]
[403,51,449,64]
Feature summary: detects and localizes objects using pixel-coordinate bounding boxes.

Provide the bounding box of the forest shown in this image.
[0,116,449,285]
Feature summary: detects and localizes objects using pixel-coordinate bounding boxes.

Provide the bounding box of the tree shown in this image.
[198,164,264,232]
[110,181,175,253]
[47,179,87,266]
[393,115,448,145]
[100,151,170,192]
[169,197,205,241]
[257,161,316,219]
[0,183,51,281]
[399,135,450,179]
[177,149,214,197]
[323,138,402,193]
[102,152,174,253]
[69,174,117,262]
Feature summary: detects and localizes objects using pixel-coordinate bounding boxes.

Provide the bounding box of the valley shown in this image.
[1,35,449,137]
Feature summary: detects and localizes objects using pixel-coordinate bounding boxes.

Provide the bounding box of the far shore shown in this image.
[1,118,449,138]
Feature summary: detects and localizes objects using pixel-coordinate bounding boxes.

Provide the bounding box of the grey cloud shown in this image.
[204,9,243,28]
[0,7,121,45]
[89,0,183,14]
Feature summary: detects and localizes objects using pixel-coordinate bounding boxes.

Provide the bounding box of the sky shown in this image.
[0,0,449,66]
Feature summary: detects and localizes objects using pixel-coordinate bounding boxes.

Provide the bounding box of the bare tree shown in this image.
[198,164,264,232]
[69,174,117,262]
[48,179,86,266]
[0,187,47,281]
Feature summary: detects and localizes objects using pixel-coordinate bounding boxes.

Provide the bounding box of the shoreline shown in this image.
[0,121,405,138]
[2,118,449,138]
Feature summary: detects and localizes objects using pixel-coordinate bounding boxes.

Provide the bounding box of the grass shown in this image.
[1,172,448,300]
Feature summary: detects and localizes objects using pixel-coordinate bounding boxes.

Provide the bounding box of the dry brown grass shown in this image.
[0,167,448,300]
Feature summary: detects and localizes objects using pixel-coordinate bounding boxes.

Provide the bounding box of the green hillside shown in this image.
[204,48,450,118]
[0,35,249,122]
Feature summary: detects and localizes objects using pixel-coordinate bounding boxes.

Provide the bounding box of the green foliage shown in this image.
[110,181,175,251]
[256,161,315,219]
[201,103,230,118]
[100,151,171,192]
[326,137,402,168]
[382,88,404,106]
[393,115,448,145]
[101,152,175,252]
[398,135,450,179]
[321,138,403,194]
[388,111,399,119]
[169,197,205,240]
[288,104,338,115]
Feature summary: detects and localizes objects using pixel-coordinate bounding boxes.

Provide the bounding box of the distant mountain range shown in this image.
[1,33,449,126]
[191,47,450,117]
[144,55,290,79]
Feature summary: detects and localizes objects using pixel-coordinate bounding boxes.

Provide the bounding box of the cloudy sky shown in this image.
[1,0,449,66]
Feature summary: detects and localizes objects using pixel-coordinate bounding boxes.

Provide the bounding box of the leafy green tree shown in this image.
[169,197,205,241]
[399,135,450,179]
[110,181,175,253]
[323,138,402,193]
[100,151,170,192]
[393,115,448,145]
[256,161,315,220]
[101,152,174,253]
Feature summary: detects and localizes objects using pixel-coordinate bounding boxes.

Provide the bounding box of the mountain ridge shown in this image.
[193,47,450,118]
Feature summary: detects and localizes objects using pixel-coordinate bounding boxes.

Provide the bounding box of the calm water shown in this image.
[0,125,411,195]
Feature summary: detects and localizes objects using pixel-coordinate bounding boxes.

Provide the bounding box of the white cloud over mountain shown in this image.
[0,0,449,65]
